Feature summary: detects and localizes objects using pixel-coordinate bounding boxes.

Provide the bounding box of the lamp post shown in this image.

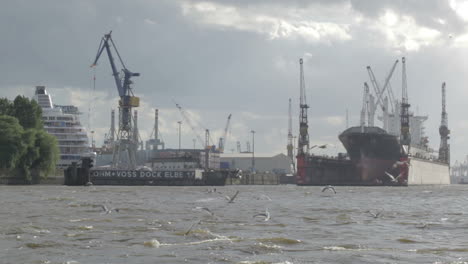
[177,121,182,150]
[251,130,255,173]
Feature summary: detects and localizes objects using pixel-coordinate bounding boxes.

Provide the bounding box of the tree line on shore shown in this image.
[0,96,59,183]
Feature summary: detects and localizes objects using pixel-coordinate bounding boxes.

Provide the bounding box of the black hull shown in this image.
[339,126,401,161]
[297,126,406,186]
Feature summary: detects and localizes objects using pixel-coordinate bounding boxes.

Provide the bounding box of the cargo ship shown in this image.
[295,57,450,186]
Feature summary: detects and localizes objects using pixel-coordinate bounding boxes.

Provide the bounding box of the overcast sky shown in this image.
[2,0,468,163]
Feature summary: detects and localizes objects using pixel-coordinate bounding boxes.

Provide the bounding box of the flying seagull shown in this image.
[321,185,336,194]
[194,206,214,216]
[100,205,119,214]
[385,171,403,182]
[225,190,240,203]
[184,220,202,235]
[253,208,270,221]
[367,210,383,218]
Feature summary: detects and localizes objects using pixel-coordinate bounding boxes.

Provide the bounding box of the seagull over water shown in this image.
[193,206,214,216]
[184,220,202,235]
[321,185,336,194]
[100,205,119,214]
[385,171,403,182]
[225,190,240,203]
[253,208,270,221]
[367,210,383,218]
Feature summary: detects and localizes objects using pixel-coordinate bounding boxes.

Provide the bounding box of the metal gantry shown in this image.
[298,58,309,155]
[400,57,411,152]
[438,82,450,163]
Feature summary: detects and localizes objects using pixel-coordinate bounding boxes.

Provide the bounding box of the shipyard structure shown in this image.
[295,57,450,186]
[63,32,231,186]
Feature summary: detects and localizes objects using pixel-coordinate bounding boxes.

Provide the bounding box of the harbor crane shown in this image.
[218,114,232,153]
[174,101,205,148]
[439,82,450,163]
[298,58,309,156]
[400,57,411,152]
[366,59,399,129]
[360,83,370,130]
[287,98,296,174]
[91,31,140,169]
[174,101,215,149]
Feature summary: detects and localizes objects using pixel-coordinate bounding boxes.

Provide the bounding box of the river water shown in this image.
[1,184,468,264]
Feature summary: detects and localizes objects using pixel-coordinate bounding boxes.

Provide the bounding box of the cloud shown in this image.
[1,0,468,164]
[371,10,441,52]
[144,18,157,25]
[181,1,352,43]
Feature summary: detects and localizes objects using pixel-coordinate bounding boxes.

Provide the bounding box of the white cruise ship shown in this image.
[33,86,91,169]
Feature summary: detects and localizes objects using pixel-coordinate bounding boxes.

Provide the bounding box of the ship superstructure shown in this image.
[34,86,91,169]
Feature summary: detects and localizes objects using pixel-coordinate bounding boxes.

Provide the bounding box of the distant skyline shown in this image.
[2,0,468,163]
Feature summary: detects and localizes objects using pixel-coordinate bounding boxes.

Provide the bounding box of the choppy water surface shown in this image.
[1,185,468,264]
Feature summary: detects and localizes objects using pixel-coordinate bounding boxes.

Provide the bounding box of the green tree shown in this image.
[12,96,43,129]
[0,98,12,115]
[0,96,59,183]
[15,129,38,182]
[0,115,26,169]
[33,130,59,178]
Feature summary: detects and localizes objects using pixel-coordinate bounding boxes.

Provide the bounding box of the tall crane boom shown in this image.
[376,60,398,113]
[218,114,232,153]
[175,102,204,148]
[91,31,140,169]
[366,60,398,130]
[92,31,140,98]
[366,62,398,109]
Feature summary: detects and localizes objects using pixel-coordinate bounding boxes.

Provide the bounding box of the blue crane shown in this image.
[91,31,140,168]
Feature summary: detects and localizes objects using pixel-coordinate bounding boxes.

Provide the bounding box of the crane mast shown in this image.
[287,98,293,158]
[91,31,140,169]
[298,58,309,155]
[400,57,411,152]
[287,98,295,174]
[360,83,370,131]
[439,82,450,163]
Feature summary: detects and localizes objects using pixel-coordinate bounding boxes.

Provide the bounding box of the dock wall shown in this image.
[408,158,450,185]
